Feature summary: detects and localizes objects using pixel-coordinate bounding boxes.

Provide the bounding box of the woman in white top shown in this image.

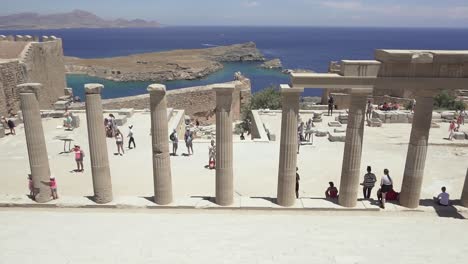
[115,130,124,156]
[380,168,393,209]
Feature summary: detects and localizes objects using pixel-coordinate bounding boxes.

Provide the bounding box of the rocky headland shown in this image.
[65,42,265,82]
[259,58,282,69]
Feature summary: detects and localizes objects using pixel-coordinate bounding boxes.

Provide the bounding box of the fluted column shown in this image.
[338,89,370,207]
[148,84,173,205]
[85,84,113,204]
[277,85,304,206]
[18,83,52,203]
[461,169,468,207]
[399,92,435,208]
[214,84,235,206]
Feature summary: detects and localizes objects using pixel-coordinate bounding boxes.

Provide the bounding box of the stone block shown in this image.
[453,132,466,140]
[53,100,70,110]
[312,118,322,123]
[71,115,80,128]
[64,88,73,97]
[441,111,455,120]
[367,118,382,127]
[117,108,134,118]
[334,128,346,133]
[432,112,442,119]
[315,129,328,137]
[431,122,440,128]
[328,121,342,127]
[114,115,127,126]
[0,125,5,138]
[328,132,346,142]
[48,111,66,118]
[336,113,348,124]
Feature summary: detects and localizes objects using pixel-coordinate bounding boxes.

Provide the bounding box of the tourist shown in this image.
[2,116,16,135]
[377,188,399,203]
[298,121,305,142]
[297,131,301,154]
[434,186,450,206]
[73,145,84,172]
[50,176,58,200]
[184,127,194,155]
[366,100,373,121]
[305,118,313,142]
[411,99,416,113]
[208,139,216,169]
[361,166,377,199]
[170,129,178,155]
[127,125,136,149]
[461,109,466,125]
[296,167,300,199]
[457,113,463,130]
[63,112,73,130]
[27,174,34,198]
[195,119,200,127]
[108,114,116,136]
[327,95,335,116]
[325,182,338,199]
[115,130,124,155]
[380,168,393,209]
[448,120,456,140]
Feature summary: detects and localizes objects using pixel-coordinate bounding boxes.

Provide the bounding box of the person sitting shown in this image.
[377,188,399,202]
[434,186,450,206]
[325,182,339,198]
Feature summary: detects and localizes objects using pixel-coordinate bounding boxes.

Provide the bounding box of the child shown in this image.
[50,176,58,199]
[208,139,216,169]
[73,145,84,172]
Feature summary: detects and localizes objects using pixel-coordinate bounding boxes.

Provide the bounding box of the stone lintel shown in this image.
[291,73,376,89]
[340,60,381,77]
[212,83,236,94]
[375,49,468,64]
[280,84,304,94]
[375,77,468,91]
[147,84,166,94]
[350,88,373,95]
[17,83,42,94]
[85,83,104,94]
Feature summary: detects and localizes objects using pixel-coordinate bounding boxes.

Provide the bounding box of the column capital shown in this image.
[85,83,104,94]
[281,84,304,94]
[213,83,236,94]
[147,84,166,94]
[17,83,42,95]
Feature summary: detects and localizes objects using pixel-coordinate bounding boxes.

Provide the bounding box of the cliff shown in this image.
[65,42,265,82]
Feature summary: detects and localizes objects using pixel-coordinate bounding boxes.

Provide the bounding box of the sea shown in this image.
[2,26,468,99]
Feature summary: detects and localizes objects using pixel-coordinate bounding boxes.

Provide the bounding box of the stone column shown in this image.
[277,85,304,207]
[338,89,370,207]
[85,84,113,204]
[18,83,52,203]
[148,84,173,205]
[214,84,236,206]
[399,92,435,208]
[461,169,468,207]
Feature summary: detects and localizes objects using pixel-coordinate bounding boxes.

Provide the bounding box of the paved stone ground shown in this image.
[0,208,467,264]
[0,112,467,203]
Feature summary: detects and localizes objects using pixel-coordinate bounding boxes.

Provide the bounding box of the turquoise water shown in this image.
[67,62,291,100]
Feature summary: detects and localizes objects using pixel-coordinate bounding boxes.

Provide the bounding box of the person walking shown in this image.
[170,129,179,156]
[380,168,393,209]
[73,145,84,172]
[127,125,136,149]
[327,95,335,116]
[208,139,216,169]
[184,127,194,155]
[448,120,456,140]
[115,130,124,155]
[296,167,300,199]
[366,100,373,121]
[361,166,377,199]
[2,116,16,135]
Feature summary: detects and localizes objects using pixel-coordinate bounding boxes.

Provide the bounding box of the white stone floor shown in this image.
[0,112,467,203]
[0,208,467,264]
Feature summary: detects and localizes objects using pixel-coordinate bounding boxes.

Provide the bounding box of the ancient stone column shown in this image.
[399,92,435,208]
[338,89,370,207]
[214,84,236,206]
[85,84,113,204]
[461,169,468,207]
[148,84,173,205]
[277,85,304,206]
[18,83,52,203]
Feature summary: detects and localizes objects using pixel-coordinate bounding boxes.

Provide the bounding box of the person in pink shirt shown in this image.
[448,121,456,140]
[73,145,84,172]
[50,176,58,199]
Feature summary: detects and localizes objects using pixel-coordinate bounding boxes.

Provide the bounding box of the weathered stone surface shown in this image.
[114,115,127,126]
[431,122,440,128]
[328,132,346,142]
[453,132,466,140]
[328,121,342,127]
[53,100,70,110]
[367,118,382,127]
[315,129,328,137]
[0,125,5,138]
[334,128,346,133]
[441,111,455,120]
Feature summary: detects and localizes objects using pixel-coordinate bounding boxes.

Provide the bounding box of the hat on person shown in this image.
[129,125,133,129]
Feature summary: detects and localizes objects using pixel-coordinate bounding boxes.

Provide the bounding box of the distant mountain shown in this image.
[0,10,160,29]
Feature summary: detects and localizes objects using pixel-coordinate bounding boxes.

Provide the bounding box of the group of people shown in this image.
[28,174,58,200]
[448,110,466,140]
[170,127,194,156]
[295,165,450,208]
[378,101,401,111]
[297,118,315,153]
[1,116,16,135]
[103,114,136,155]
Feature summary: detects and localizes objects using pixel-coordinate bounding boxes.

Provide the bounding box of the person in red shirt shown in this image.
[448,121,456,140]
[50,176,58,199]
[325,182,339,199]
[73,145,84,172]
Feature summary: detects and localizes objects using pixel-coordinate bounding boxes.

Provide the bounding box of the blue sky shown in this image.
[2,0,468,27]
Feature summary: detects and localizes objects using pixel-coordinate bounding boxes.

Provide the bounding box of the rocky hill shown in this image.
[0,10,160,29]
[65,42,265,82]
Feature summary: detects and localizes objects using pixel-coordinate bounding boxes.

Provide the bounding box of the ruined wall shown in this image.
[0,37,66,116]
[0,60,25,116]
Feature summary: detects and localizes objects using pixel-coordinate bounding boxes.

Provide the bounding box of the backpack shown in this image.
[80,150,85,158]
[170,133,175,141]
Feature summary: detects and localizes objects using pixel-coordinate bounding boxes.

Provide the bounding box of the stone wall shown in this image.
[73,76,252,123]
[0,37,66,116]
